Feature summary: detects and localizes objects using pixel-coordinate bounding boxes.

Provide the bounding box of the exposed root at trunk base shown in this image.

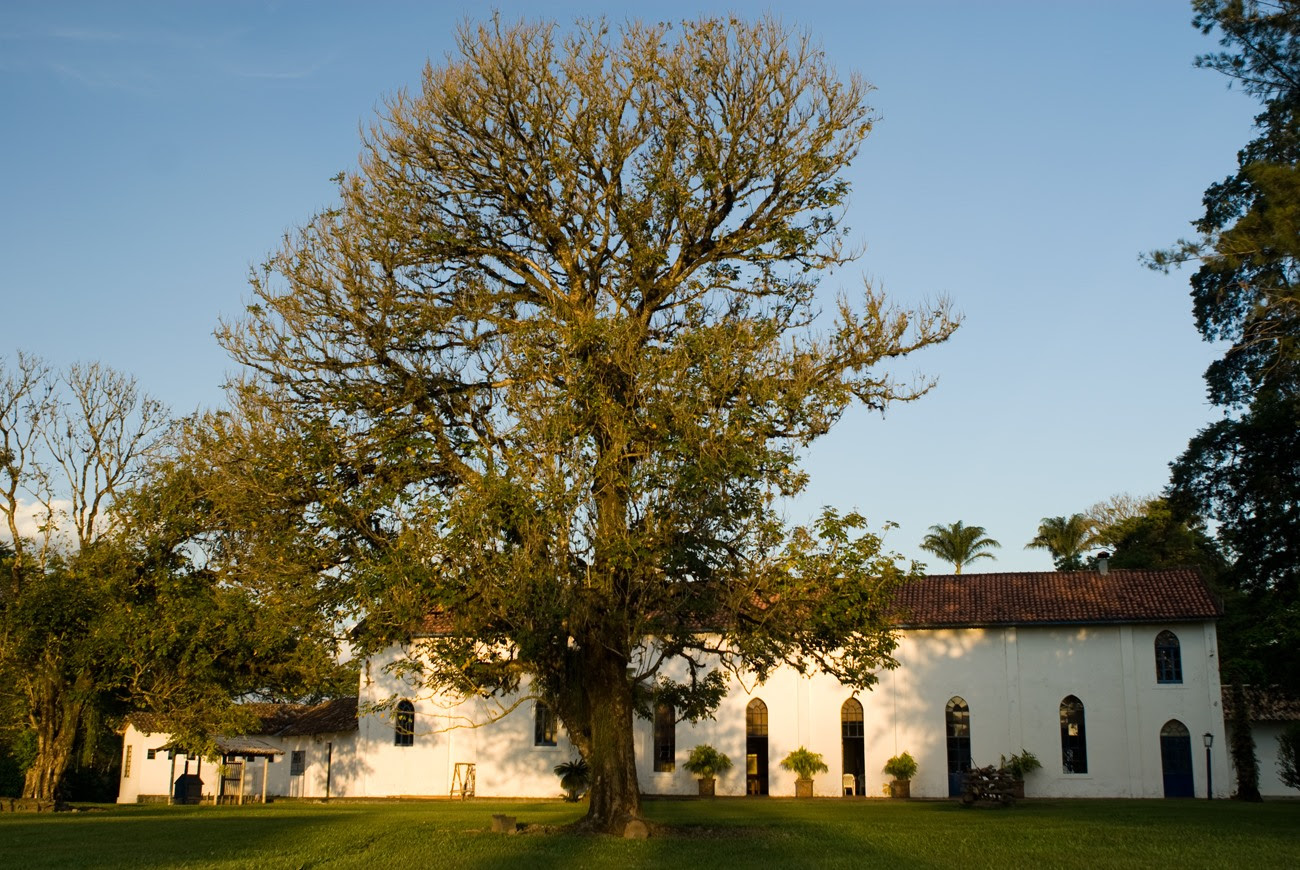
[568,811,649,837]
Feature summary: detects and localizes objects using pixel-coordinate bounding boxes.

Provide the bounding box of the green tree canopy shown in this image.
[918,521,1000,574]
[1148,1,1300,694]
[1025,514,1096,572]
[1097,498,1226,576]
[206,16,957,833]
[0,355,350,802]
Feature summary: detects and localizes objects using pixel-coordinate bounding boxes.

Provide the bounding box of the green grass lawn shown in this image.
[2,797,1297,869]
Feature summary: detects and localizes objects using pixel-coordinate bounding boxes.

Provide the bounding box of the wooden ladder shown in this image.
[451,762,476,799]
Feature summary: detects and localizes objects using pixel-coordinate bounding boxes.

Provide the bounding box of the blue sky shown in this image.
[0,1,1258,571]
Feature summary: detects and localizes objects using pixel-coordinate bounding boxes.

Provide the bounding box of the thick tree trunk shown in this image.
[578,650,641,834]
[22,707,79,802]
[23,739,74,803]
[21,667,86,802]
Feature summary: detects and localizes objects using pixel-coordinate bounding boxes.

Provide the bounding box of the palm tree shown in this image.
[1025,514,1096,571]
[919,521,1001,574]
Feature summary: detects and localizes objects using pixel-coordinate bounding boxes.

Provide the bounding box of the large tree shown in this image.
[1093,498,1226,575]
[213,17,957,833]
[918,521,1000,574]
[1148,1,1300,693]
[0,354,168,801]
[0,355,348,802]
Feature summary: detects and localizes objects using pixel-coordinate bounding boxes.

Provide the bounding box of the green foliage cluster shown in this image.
[1025,514,1096,571]
[553,758,590,802]
[1094,499,1225,576]
[0,357,352,802]
[1228,684,1262,802]
[999,749,1041,780]
[682,744,732,780]
[1148,0,1300,696]
[883,751,918,780]
[918,522,1000,574]
[780,747,830,781]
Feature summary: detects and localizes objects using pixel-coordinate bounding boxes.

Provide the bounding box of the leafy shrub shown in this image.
[780,747,829,780]
[553,758,589,802]
[683,744,732,780]
[1000,749,1041,780]
[883,752,918,780]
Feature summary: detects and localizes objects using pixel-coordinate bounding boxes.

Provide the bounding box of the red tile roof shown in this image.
[278,697,359,735]
[1222,685,1300,722]
[892,569,1221,628]
[124,697,358,737]
[404,569,1221,637]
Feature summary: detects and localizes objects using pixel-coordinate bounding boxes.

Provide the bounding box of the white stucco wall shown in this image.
[355,619,1230,800]
[355,652,580,799]
[117,725,179,803]
[1230,720,1300,798]
[117,617,1232,803]
[115,724,358,803]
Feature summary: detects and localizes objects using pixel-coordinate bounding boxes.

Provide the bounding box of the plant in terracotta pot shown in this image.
[683,744,733,797]
[883,752,918,799]
[1000,749,1041,799]
[780,747,829,797]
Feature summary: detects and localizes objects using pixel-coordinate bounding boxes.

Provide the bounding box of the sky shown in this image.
[0,1,1260,572]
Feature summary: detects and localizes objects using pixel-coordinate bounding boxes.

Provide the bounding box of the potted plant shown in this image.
[553,757,590,802]
[883,752,918,799]
[683,744,733,797]
[780,747,829,797]
[1000,749,1041,799]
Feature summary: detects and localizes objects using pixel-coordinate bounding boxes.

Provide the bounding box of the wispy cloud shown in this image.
[50,27,129,43]
[47,61,151,95]
[234,57,333,81]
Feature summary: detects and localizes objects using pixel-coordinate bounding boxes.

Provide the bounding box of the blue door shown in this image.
[1161,720,1194,798]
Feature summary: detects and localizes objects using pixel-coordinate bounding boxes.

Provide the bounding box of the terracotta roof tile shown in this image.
[278,697,359,735]
[409,569,1220,636]
[123,697,358,739]
[1222,685,1300,722]
[891,569,1221,627]
[123,712,172,734]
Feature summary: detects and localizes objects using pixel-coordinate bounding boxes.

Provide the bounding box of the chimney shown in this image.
[1096,551,1110,575]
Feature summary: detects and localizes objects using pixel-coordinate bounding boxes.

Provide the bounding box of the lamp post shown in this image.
[1203,732,1214,800]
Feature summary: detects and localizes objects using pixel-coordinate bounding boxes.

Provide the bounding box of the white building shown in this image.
[1223,685,1300,798]
[117,699,359,804]
[119,568,1239,802]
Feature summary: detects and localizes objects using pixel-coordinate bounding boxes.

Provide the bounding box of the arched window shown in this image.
[841,698,865,795]
[1155,631,1183,684]
[394,699,415,747]
[534,703,558,747]
[746,698,769,795]
[653,702,675,772]
[841,698,864,736]
[747,698,769,736]
[1059,695,1087,774]
[946,697,972,797]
